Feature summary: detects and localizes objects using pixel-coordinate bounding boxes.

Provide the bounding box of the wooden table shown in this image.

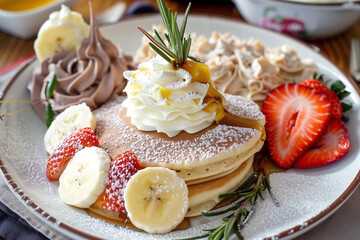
[0,0,359,82]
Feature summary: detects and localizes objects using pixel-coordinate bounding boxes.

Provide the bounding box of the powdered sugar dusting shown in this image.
[224,93,264,120]
[94,96,261,169]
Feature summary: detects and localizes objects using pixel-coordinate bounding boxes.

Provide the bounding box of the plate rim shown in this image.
[0,13,360,240]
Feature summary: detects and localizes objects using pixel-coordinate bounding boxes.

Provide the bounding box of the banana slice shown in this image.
[124,167,189,234]
[34,5,89,61]
[58,147,110,208]
[44,103,96,155]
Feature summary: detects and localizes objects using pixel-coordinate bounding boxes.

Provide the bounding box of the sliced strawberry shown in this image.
[95,151,142,213]
[299,79,328,92]
[293,118,350,168]
[300,79,343,119]
[46,127,99,181]
[261,83,331,168]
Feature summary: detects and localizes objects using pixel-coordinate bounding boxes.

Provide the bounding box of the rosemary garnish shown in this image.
[178,149,279,240]
[0,73,57,128]
[138,0,200,67]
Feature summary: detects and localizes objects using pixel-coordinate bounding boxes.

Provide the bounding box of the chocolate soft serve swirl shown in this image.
[29,8,134,120]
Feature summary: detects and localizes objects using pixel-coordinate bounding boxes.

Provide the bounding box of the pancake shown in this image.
[94,94,265,172]
[179,139,263,183]
[186,157,254,217]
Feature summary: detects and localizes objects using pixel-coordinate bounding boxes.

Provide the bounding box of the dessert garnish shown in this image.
[124,0,226,137]
[34,4,90,61]
[58,146,111,208]
[94,151,142,213]
[299,72,352,121]
[29,2,134,122]
[179,149,279,240]
[293,118,350,168]
[44,102,96,154]
[46,127,99,181]
[124,167,189,234]
[137,0,197,67]
[261,79,351,169]
[262,83,332,168]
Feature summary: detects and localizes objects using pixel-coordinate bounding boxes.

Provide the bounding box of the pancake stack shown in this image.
[94,93,265,217]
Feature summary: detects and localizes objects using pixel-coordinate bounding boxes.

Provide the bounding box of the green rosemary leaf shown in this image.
[219,189,253,198]
[174,233,211,240]
[45,102,54,128]
[157,0,171,31]
[46,74,57,100]
[200,204,238,217]
[331,80,346,94]
[342,102,352,112]
[184,37,191,61]
[142,0,192,65]
[153,29,167,48]
[189,55,202,63]
[234,172,257,191]
[138,27,176,60]
[224,215,237,240]
[164,33,172,49]
[149,43,172,63]
[180,3,191,39]
[211,224,226,240]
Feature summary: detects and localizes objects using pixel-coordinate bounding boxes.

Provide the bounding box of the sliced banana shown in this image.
[44,103,96,155]
[124,167,189,234]
[34,5,89,61]
[58,147,110,208]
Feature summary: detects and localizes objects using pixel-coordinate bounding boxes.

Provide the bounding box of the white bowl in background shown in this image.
[232,0,360,39]
[0,0,76,39]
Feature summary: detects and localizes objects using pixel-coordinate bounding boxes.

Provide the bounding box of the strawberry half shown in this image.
[293,118,350,168]
[300,79,343,119]
[261,83,331,168]
[95,151,142,213]
[46,127,99,181]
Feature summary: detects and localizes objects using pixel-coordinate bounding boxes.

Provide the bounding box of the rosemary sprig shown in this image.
[0,73,57,128]
[139,0,199,67]
[177,149,279,240]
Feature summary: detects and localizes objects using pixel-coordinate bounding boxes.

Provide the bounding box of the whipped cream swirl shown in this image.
[123,57,217,137]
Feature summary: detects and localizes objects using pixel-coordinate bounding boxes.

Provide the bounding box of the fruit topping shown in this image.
[58,147,111,208]
[293,118,350,168]
[299,79,343,119]
[261,83,331,168]
[46,127,99,181]
[124,167,189,234]
[34,5,89,61]
[44,103,96,155]
[95,151,142,213]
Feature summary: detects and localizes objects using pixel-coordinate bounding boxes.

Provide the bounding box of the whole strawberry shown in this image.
[95,151,142,213]
[46,127,99,181]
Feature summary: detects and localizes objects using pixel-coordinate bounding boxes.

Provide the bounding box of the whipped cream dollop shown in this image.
[29,7,134,120]
[123,57,223,137]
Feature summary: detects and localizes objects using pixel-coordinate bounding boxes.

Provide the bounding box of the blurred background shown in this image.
[0,0,359,75]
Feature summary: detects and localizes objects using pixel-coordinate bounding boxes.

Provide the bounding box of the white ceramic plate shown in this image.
[1,15,360,240]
